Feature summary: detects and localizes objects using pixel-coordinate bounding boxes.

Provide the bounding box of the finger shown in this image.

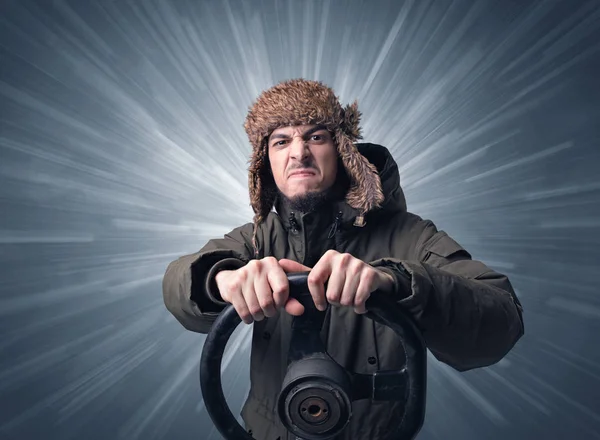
[284,297,305,316]
[254,274,276,318]
[326,271,344,306]
[354,272,373,314]
[340,264,362,307]
[231,295,253,324]
[226,276,252,323]
[354,305,367,315]
[307,253,337,310]
[307,265,328,311]
[268,267,290,310]
[278,258,312,273]
[214,270,232,303]
[323,255,349,306]
[243,280,264,322]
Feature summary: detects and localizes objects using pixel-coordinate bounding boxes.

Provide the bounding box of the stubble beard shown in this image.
[278,171,348,214]
[279,187,333,214]
[271,156,349,215]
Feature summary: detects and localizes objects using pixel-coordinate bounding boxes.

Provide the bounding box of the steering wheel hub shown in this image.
[278,356,352,439]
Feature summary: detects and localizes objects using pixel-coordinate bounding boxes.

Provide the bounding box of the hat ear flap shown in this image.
[335,129,384,213]
[248,138,267,220]
[342,100,362,140]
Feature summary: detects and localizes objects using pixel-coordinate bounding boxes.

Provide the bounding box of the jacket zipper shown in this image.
[327,211,343,239]
[288,212,299,233]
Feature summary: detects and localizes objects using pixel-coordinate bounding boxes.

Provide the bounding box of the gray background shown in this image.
[1,0,599,439]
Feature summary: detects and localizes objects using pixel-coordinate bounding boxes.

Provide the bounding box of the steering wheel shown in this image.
[200,271,427,440]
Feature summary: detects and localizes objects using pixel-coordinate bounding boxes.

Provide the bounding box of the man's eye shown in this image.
[311,135,322,141]
[275,140,287,146]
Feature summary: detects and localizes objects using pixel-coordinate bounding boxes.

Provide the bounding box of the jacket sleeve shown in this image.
[371,219,524,372]
[162,222,255,334]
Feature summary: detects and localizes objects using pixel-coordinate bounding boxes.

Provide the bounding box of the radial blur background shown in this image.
[1,0,599,439]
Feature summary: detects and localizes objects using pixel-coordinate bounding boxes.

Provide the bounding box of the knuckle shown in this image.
[354,294,366,305]
[271,285,286,297]
[363,269,376,283]
[236,269,249,282]
[327,291,340,302]
[260,298,274,310]
[247,259,262,272]
[249,305,262,316]
[335,253,351,267]
[356,290,365,299]
[340,297,353,306]
[229,279,242,291]
[349,263,362,276]
[325,249,338,258]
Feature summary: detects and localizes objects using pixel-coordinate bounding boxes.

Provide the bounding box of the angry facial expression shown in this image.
[267,124,338,201]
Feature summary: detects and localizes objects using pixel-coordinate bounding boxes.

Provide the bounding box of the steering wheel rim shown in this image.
[199,271,426,440]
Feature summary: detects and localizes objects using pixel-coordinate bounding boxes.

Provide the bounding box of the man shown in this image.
[162,79,524,440]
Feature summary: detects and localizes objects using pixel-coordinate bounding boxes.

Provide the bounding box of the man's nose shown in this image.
[289,136,310,160]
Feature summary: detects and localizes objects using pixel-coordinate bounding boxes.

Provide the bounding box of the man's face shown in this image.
[267,124,338,202]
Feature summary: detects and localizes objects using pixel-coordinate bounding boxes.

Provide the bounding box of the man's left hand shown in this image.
[278,250,395,314]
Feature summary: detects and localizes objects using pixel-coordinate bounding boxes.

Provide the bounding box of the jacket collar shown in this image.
[273,193,356,233]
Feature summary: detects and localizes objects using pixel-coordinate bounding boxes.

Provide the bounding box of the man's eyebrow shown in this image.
[302,125,329,138]
[269,132,291,141]
[269,125,329,142]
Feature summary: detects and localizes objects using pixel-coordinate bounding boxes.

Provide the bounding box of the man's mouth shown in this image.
[289,169,316,178]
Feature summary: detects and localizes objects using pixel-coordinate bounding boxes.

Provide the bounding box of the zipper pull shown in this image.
[327,211,343,239]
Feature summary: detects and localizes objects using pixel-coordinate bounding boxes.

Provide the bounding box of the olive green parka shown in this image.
[162,143,524,440]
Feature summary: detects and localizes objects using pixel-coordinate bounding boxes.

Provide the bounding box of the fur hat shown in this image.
[244,79,384,254]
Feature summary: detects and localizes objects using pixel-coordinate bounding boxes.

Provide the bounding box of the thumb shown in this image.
[284,297,305,316]
[278,258,312,273]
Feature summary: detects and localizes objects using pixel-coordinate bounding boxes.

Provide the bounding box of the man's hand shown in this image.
[278,251,395,315]
[215,257,307,324]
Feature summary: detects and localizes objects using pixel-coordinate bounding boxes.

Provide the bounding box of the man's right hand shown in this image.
[214,257,307,324]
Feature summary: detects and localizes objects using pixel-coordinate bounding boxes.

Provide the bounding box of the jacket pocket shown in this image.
[421,231,495,280]
[421,231,471,266]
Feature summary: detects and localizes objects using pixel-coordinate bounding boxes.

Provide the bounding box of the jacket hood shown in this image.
[356,143,407,214]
